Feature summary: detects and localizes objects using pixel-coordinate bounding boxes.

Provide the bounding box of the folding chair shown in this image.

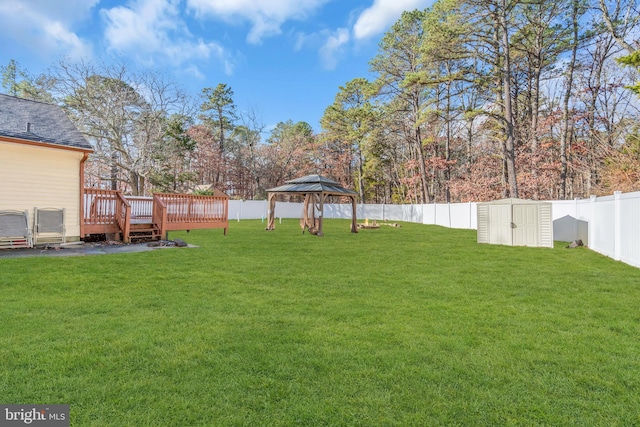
[0,210,33,249]
[34,207,66,245]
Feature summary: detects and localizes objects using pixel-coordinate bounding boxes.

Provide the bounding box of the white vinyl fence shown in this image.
[229,190,640,269]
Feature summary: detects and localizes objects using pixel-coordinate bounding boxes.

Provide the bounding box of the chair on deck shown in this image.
[0,210,33,249]
[34,207,66,245]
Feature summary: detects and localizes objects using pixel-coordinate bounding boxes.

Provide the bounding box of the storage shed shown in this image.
[477,198,553,248]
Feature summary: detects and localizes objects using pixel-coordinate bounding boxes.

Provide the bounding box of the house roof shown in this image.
[266,174,358,197]
[0,93,92,151]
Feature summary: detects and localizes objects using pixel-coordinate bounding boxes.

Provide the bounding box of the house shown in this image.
[1,93,229,245]
[0,93,93,243]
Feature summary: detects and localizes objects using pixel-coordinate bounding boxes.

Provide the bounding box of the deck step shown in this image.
[127,224,161,243]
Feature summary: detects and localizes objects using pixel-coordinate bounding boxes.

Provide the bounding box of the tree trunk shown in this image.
[358,148,366,203]
[530,62,541,199]
[499,4,519,199]
[560,0,579,200]
[130,171,141,196]
[110,151,118,191]
[444,77,452,203]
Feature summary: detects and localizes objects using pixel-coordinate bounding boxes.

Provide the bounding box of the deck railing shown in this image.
[153,193,229,234]
[83,189,131,240]
[127,196,153,223]
[152,194,167,238]
[83,189,228,241]
[115,192,131,242]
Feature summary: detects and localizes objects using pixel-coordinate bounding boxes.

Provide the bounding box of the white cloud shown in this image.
[0,0,94,60]
[353,0,430,40]
[102,0,230,69]
[184,65,206,80]
[319,28,350,70]
[187,0,331,44]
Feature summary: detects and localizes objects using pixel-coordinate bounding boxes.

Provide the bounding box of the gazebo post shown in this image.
[318,192,325,237]
[302,193,311,232]
[351,196,358,233]
[266,193,276,230]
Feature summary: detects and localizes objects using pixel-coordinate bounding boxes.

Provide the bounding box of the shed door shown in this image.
[513,204,538,246]
[489,205,512,245]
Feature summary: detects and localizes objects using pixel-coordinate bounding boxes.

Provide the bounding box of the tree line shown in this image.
[2,0,639,203]
[1,59,318,199]
[322,0,640,203]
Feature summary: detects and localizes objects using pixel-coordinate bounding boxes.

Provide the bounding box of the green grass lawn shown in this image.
[1,219,639,426]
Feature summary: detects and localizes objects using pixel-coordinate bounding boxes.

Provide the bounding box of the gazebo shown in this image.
[265,174,358,236]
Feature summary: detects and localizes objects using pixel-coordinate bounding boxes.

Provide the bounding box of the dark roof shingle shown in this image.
[0,93,92,151]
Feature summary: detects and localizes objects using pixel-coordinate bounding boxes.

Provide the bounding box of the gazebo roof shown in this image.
[266,174,357,197]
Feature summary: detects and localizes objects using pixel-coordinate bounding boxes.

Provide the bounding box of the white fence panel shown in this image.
[575,199,592,244]
[324,204,351,219]
[228,200,242,220]
[274,202,303,219]
[378,204,422,223]
[381,204,405,221]
[358,204,385,220]
[435,203,452,227]
[421,203,474,229]
[423,204,435,225]
[619,192,640,268]
[406,204,423,223]
[228,200,267,220]
[591,196,615,259]
[551,200,589,243]
[450,202,476,229]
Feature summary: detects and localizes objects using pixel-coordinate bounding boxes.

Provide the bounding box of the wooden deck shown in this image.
[82,189,228,242]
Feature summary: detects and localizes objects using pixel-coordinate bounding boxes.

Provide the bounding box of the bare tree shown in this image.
[51,60,194,195]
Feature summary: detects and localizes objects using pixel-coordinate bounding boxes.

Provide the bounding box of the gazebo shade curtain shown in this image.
[265,174,358,236]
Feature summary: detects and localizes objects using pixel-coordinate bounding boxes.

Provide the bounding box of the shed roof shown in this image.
[478,198,552,205]
[0,94,92,151]
[266,174,357,197]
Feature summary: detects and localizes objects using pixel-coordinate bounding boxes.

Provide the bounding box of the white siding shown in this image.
[538,204,554,248]
[477,204,488,243]
[0,141,83,240]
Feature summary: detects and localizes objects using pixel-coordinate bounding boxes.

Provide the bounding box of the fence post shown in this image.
[574,198,579,240]
[433,203,437,226]
[588,195,597,248]
[614,191,622,261]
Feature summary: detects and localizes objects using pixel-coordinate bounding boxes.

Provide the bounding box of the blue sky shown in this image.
[0,0,431,133]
